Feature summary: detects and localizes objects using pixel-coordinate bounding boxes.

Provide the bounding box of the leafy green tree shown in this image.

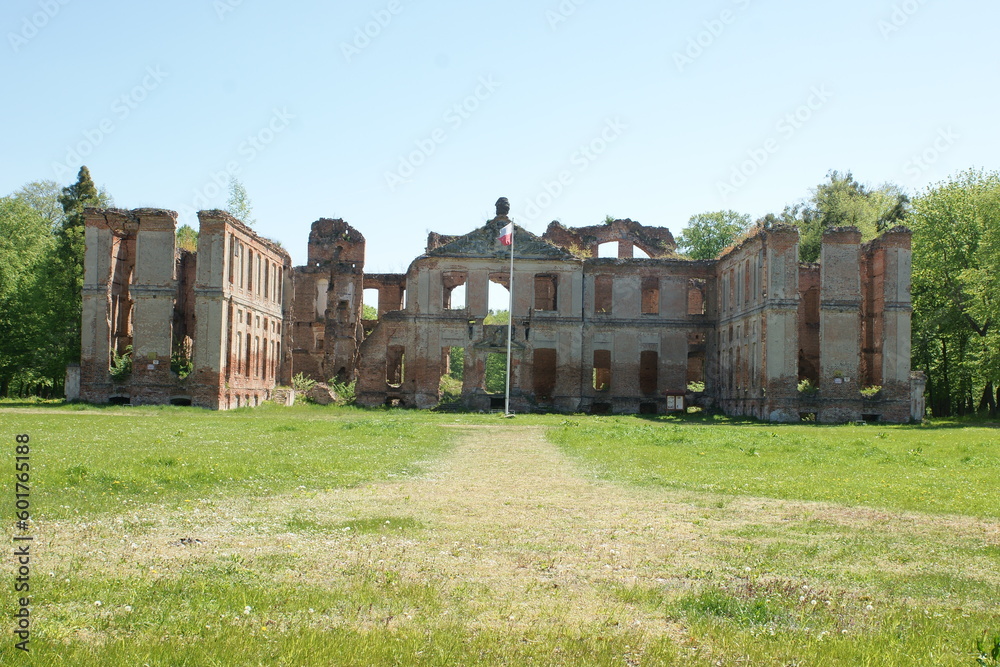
[910,169,999,416]
[176,224,199,252]
[677,210,752,260]
[13,180,64,229]
[0,197,55,396]
[781,171,909,262]
[482,310,510,393]
[485,353,507,393]
[448,347,464,378]
[227,178,256,226]
[483,309,509,325]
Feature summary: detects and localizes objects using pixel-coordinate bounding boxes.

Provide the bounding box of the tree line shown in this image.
[0,167,996,417]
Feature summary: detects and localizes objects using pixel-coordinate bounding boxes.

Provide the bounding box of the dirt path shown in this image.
[201,423,710,634]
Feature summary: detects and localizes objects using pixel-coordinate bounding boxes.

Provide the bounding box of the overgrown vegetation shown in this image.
[329,378,356,404]
[109,345,133,383]
[170,341,193,379]
[860,384,882,398]
[292,372,316,394]
[797,378,819,396]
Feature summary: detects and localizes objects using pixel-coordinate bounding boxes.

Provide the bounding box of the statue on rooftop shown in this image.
[495,197,510,217]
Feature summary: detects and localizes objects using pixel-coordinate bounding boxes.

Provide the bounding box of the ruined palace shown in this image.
[76,199,925,423]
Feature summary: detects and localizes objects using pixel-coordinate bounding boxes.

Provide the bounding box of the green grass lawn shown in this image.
[547,415,1000,519]
[549,413,1000,666]
[1,404,998,665]
[7,402,452,521]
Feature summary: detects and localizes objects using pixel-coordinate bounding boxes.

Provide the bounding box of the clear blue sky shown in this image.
[2,0,995,272]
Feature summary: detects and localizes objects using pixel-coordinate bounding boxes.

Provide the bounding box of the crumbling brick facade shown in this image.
[80,208,291,409]
[289,219,365,385]
[79,201,921,422]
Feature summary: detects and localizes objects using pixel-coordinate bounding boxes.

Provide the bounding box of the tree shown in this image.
[483,309,508,325]
[781,171,909,262]
[482,310,510,393]
[910,169,999,417]
[176,224,199,252]
[677,210,752,260]
[12,180,64,229]
[227,178,256,226]
[0,197,55,396]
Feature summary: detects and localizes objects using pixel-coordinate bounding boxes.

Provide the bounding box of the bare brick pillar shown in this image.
[819,227,862,422]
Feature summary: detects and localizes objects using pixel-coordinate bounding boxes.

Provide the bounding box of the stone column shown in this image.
[129,210,178,405]
[819,227,862,422]
[761,227,800,422]
[80,213,115,403]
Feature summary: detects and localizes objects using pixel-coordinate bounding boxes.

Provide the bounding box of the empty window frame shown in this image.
[387,346,405,386]
[744,260,751,306]
[442,272,468,310]
[485,353,508,393]
[641,277,659,315]
[247,250,253,293]
[229,236,238,284]
[593,349,611,392]
[639,350,658,395]
[594,275,613,314]
[534,274,558,312]
[533,348,557,400]
[688,279,707,315]
[235,331,243,375]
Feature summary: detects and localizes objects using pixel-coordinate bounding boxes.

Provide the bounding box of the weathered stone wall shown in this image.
[357,216,713,415]
[81,208,180,405]
[859,228,914,423]
[543,219,678,258]
[713,226,801,421]
[196,210,291,409]
[80,201,914,422]
[290,219,365,384]
[80,207,290,409]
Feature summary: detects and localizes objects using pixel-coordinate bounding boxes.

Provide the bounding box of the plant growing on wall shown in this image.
[797,379,818,396]
[171,341,193,379]
[110,345,133,383]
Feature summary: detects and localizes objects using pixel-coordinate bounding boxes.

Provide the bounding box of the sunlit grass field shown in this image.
[547,416,1000,518]
[0,402,997,665]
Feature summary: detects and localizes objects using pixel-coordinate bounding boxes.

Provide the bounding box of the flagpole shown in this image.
[504,222,514,416]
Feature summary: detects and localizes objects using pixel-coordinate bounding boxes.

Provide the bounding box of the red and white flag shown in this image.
[498,222,513,246]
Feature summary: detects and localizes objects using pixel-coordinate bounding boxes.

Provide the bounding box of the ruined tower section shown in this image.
[860,227,915,422]
[818,227,863,423]
[193,211,291,409]
[713,226,800,421]
[290,219,365,384]
[760,226,804,422]
[80,208,183,405]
